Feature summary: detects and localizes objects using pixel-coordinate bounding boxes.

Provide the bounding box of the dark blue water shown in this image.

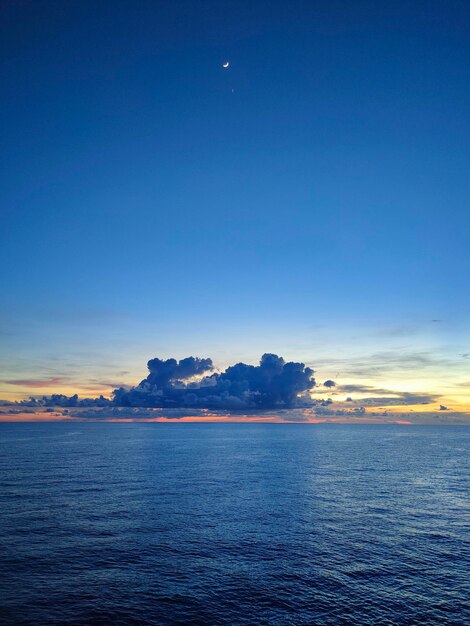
[0,423,468,625]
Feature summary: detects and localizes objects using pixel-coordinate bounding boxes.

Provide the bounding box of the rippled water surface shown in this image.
[0,423,469,625]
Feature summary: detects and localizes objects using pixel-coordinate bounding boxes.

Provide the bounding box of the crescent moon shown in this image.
[223,61,229,68]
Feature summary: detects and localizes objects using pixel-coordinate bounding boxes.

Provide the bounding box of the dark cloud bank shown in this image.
[15,354,317,411]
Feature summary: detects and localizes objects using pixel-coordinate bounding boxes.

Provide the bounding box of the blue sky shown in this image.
[1,1,469,418]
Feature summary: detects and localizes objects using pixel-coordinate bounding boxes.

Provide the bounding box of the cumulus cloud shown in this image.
[9,354,316,412]
[113,353,315,410]
[17,394,112,408]
[323,379,336,388]
[145,356,214,386]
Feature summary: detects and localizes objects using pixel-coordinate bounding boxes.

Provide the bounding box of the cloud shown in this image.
[113,354,315,410]
[72,407,211,420]
[17,394,112,408]
[319,350,464,379]
[340,384,394,394]
[376,325,421,338]
[6,353,462,422]
[145,356,214,386]
[359,392,440,407]
[338,384,440,406]
[9,354,315,412]
[85,380,131,390]
[314,406,367,417]
[4,377,67,387]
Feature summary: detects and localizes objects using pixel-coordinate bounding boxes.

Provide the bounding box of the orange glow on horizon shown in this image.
[0,410,449,424]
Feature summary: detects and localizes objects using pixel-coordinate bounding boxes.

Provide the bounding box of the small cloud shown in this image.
[439,405,448,411]
[323,380,336,388]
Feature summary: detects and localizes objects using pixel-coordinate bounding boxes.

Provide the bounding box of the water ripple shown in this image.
[0,423,469,625]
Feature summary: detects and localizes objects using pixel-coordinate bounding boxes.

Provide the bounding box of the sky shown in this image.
[1,0,469,422]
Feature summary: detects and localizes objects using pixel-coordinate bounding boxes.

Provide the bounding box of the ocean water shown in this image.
[0,423,468,626]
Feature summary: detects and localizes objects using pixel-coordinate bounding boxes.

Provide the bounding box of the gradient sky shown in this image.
[1,1,469,420]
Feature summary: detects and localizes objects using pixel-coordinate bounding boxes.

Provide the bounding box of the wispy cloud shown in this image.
[315,349,465,379]
[4,377,68,388]
[336,384,441,407]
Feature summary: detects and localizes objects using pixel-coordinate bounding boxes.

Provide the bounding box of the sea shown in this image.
[0,423,468,625]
